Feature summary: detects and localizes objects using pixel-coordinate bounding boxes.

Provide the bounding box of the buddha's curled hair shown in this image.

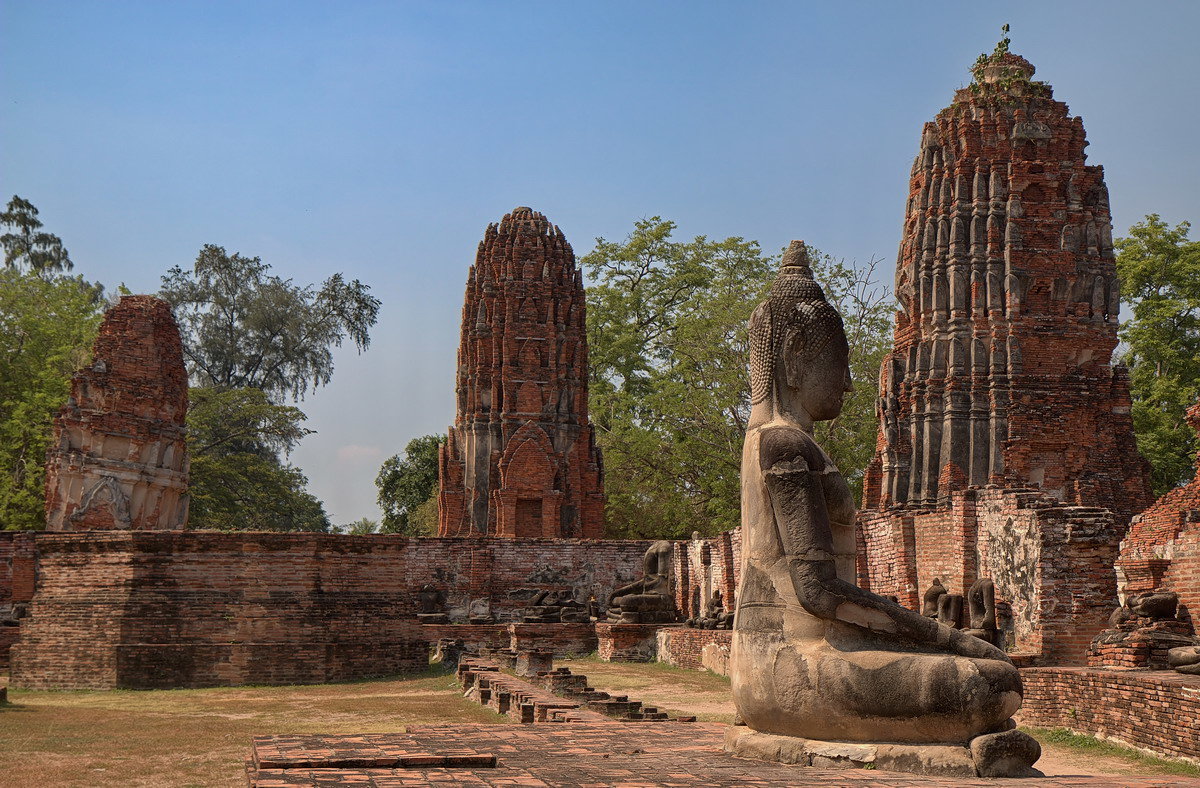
[749,241,846,405]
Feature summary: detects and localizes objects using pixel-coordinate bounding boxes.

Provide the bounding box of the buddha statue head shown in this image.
[748,240,853,428]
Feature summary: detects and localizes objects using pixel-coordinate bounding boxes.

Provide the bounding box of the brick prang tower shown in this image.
[862,52,1152,522]
[438,207,605,538]
[856,51,1154,663]
[44,295,190,530]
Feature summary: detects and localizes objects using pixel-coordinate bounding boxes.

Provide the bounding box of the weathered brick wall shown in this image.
[1020,667,1200,763]
[657,628,732,670]
[674,529,740,620]
[508,623,596,656]
[439,207,605,539]
[859,488,1120,664]
[0,531,37,666]
[44,295,190,531]
[1116,402,1200,615]
[10,532,650,689]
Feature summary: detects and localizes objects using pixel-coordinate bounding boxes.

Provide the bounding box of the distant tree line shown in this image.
[2,196,1196,534]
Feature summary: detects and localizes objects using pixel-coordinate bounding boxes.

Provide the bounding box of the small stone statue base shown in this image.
[723,726,1043,779]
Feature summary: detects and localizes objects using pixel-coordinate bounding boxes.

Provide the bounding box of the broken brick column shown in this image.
[43,295,189,531]
[438,208,605,538]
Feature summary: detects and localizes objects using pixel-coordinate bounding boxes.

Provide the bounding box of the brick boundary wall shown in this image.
[10,531,650,689]
[1019,667,1200,763]
[657,628,732,670]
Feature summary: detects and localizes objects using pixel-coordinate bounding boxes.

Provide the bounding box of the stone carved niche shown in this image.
[44,295,189,531]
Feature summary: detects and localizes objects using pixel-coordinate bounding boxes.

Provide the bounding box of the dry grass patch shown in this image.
[0,668,506,788]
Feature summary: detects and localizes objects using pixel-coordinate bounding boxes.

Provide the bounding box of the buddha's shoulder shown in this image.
[756,424,825,471]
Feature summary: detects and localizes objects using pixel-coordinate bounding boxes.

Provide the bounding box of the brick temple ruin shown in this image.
[5,47,1200,782]
[438,207,605,538]
[855,51,1155,664]
[42,295,190,532]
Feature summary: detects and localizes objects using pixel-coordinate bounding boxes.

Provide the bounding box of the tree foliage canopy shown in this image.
[1,196,73,276]
[0,268,105,529]
[185,387,329,532]
[160,244,381,402]
[376,434,444,536]
[1116,214,1200,495]
[582,218,892,539]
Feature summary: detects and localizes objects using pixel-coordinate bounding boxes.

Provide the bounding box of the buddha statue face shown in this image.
[781,326,853,423]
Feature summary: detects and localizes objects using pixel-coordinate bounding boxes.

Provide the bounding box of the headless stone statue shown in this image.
[727,242,1038,776]
[608,540,676,623]
[964,578,1003,648]
[922,578,948,617]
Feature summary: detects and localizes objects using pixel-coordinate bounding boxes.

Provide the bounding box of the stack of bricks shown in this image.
[1086,615,1197,670]
[439,207,605,539]
[657,628,732,671]
[43,295,190,532]
[856,51,1154,665]
[1020,667,1200,762]
[1115,401,1200,616]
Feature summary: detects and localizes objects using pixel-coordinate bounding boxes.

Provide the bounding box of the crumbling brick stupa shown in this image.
[857,51,1154,664]
[43,295,189,531]
[438,208,605,538]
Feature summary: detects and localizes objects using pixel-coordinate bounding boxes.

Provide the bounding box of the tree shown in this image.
[341,517,380,535]
[185,387,330,532]
[161,245,381,532]
[1,196,73,276]
[160,244,381,402]
[0,269,105,529]
[583,218,892,539]
[1116,214,1200,496]
[376,434,444,535]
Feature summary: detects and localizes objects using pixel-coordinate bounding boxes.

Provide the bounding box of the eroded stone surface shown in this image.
[44,295,189,531]
[438,207,604,538]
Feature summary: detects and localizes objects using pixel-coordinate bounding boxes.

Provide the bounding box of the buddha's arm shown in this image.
[763,460,1008,662]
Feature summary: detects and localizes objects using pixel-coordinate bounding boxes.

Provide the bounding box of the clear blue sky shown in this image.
[3,1,1198,526]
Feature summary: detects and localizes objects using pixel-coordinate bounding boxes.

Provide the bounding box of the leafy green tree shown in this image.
[583,218,892,539]
[160,244,381,401]
[1116,214,1200,495]
[161,245,381,532]
[376,434,444,535]
[0,268,105,529]
[1,196,73,276]
[341,517,380,535]
[185,387,329,531]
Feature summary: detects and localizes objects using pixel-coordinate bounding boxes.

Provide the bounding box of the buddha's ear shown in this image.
[781,329,806,388]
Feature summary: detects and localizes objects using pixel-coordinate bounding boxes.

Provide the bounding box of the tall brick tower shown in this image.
[44,295,190,531]
[438,207,605,538]
[857,48,1154,663]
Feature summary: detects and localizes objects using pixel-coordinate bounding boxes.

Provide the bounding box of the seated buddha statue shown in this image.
[730,242,1039,775]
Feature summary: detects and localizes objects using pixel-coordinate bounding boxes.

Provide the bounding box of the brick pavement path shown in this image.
[247,722,1200,786]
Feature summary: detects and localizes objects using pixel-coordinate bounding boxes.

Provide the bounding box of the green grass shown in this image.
[1023,727,1200,778]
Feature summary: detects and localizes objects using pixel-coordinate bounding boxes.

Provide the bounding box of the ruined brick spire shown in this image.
[861,49,1153,523]
[44,295,190,530]
[438,207,605,538]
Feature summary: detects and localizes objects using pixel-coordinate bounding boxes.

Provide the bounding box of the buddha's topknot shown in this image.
[749,241,845,405]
